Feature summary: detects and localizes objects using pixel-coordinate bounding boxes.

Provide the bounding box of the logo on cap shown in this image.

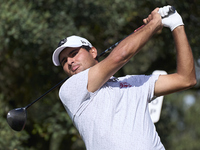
[81,40,87,45]
[58,38,67,47]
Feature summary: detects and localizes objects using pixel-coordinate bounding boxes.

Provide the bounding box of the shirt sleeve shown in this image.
[127,74,159,103]
[59,69,91,120]
[148,74,159,102]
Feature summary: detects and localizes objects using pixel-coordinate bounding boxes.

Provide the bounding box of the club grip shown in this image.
[158,6,176,18]
[168,6,176,16]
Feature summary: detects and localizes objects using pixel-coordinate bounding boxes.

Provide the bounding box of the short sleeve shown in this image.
[148,74,159,102]
[59,69,90,119]
[125,74,159,103]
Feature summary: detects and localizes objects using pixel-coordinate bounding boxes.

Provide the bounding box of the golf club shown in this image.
[7,6,176,131]
[7,77,68,131]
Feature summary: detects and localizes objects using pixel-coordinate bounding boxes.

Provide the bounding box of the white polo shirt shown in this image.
[59,68,165,150]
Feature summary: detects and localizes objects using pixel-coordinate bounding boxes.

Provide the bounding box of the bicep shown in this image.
[154,73,190,97]
[88,53,125,92]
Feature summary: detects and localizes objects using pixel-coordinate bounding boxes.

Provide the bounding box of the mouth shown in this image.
[71,65,79,72]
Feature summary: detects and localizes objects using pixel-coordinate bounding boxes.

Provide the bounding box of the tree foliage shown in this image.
[0,0,200,149]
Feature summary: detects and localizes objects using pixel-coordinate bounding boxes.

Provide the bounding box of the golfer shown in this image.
[52,6,196,150]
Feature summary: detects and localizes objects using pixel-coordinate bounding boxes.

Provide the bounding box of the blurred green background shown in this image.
[0,0,200,149]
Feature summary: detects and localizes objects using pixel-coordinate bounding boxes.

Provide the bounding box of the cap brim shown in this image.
[52,46,65,66]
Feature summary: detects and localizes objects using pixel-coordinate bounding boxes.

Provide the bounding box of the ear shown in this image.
[89,47,98,59]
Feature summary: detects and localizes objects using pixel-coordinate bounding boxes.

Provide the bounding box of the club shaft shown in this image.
[25,77,69,109]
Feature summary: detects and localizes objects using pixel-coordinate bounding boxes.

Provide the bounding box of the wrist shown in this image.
[172,25,185,34]
[147,20,162,33]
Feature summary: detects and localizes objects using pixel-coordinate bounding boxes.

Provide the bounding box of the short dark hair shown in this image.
[81,45,99,61]
[81,45,91,51]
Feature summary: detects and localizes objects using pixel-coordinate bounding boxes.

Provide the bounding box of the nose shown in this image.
[67,57,74,65]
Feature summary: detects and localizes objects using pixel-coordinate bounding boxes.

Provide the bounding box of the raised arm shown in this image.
[88,8,163,92]
[154,26,196,96]
[154,9,196,96]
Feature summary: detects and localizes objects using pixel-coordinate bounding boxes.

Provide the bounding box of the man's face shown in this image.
[59,47,98,76]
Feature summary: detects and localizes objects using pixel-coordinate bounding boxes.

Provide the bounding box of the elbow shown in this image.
[185,76,197,89]
[189,71,197,88]
[109,48,130,65]
[178,68,197,89]
[112,43,135,63]
[190,77,197,87]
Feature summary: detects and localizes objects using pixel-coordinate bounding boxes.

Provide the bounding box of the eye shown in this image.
[61,58,67,66]
[69,50,79,58]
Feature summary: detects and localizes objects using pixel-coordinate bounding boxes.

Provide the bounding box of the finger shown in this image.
[148,14,153,21]
[143,18,148,24]
[154,7,160,13]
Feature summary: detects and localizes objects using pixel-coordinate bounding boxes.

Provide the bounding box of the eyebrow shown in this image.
[68,48,79,56]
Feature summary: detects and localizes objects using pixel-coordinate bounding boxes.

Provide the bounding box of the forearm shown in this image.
[109,19,161,65]
[173,26,196,86]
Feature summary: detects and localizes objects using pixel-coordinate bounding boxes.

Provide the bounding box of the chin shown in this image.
[74,70,81,74]
[68,68,86,76]
[69,71,79,76]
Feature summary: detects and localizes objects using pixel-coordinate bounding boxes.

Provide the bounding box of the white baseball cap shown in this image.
[52,35,93,66]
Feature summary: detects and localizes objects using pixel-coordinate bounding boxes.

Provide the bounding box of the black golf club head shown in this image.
[7,107,27,131]
[6,77,68,132]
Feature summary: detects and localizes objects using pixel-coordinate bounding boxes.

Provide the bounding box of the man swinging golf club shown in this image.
[52,6,196,150]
